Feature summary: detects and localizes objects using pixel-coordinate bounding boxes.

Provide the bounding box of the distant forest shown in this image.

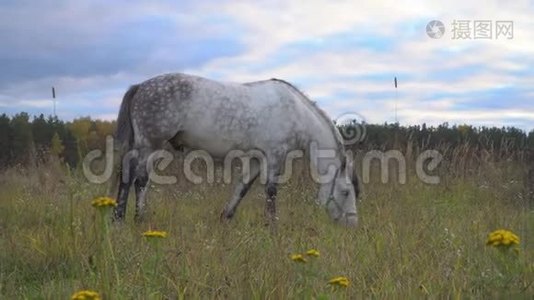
[1,112,534,169]
[0,113,114,168]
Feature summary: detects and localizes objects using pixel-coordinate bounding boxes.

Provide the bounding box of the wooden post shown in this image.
[52,87,56,117]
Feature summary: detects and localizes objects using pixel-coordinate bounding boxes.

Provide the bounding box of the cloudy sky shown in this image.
[1,0,533,130]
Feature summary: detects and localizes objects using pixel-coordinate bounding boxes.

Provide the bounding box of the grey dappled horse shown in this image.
[113,73,360,226]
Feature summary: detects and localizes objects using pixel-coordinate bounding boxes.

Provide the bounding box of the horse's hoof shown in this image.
[111,214,125,224]
[220,209,234,222]
[134,215,146,224]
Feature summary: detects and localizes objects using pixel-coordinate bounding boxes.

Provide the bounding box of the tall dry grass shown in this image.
[0,147,532,299]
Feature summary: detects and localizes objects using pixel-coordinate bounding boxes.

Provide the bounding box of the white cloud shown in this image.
[93,113,118,121]
[18,100,54,108]
[400,108,534,128]
[183,0,534,129]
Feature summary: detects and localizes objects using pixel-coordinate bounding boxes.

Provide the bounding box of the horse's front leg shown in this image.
[264,159,282,225]
[265,181,278,223]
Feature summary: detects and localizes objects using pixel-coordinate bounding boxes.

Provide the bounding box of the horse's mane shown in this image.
[269,78,346,163]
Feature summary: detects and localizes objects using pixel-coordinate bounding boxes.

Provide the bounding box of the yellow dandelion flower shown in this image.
[91,196,117,208]
[486,229,520,248]
[328,276,349,287]
[290,254,307,263]
[71,290,101,300]
[306,249,320,257]
[142,230,168,238]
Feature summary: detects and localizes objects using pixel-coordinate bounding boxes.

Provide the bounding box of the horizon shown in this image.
[5,110,534,135]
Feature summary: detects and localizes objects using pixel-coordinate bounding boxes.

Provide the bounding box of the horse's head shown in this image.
[319,160,359,227]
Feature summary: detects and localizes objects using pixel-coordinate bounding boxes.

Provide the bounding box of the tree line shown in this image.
[1,112,533,169]
[0,113,114,168]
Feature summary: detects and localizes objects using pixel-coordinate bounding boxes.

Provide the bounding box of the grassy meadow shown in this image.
[0,157,532,299]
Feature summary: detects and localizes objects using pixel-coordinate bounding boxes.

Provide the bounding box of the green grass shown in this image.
[0,165,532,299]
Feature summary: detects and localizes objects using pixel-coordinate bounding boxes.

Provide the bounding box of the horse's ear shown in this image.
[342,152,353,176]
[344,155,361,198]
[340,155,354,186]
[352,173,361,198]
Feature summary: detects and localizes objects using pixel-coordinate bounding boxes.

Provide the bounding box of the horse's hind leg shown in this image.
[114,150,138,221]
[133,147,152,223]
[221,159,261,220]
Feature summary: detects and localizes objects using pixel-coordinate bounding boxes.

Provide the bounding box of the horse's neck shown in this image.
[310,125,344,171]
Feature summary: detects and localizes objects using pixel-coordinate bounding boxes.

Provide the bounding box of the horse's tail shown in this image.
[116,84,139,151]
[108,84,139,197]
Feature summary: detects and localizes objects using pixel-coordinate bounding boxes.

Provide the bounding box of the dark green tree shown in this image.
[0,114,11,167]
[10,112,35,165]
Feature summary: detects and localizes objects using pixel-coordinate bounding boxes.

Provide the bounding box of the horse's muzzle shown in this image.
[339,212,358,227]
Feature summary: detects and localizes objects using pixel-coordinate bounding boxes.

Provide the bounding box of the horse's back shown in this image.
[128,73,314,155]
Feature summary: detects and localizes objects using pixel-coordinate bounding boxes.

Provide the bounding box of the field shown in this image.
[0,158,532,299]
